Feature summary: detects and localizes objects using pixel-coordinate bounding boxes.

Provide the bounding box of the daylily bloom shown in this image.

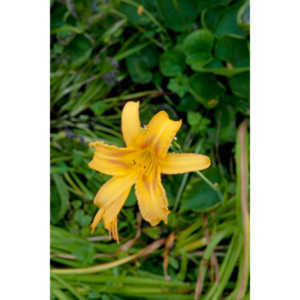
[89,101,211,242]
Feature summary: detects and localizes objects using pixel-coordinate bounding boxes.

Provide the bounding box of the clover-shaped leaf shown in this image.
[183,29,214,71]
[159,49,185,77]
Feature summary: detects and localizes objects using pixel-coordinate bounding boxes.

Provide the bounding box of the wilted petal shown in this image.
[161,153,211,174]
[121,101,142,147]
[91,175,135,241]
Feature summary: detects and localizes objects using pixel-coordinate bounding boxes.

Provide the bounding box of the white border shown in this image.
[0,1,50,298]
[251,0,300,299]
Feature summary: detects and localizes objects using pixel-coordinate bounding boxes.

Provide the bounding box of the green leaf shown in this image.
[183,29,214,70]
[51,2,68,30]
[66,35,92,66]
[202,3,247,38]
[126,55,152,84]
[177,94,200,112]
[90,102,109,116]
[143,227,161,239]
[187,111,201,126]
[72,244,95,266]
[126,45,158,84]
[50,162,69,175]
[201,59,249,76]
[157,0,198,32]
[215,3,247,37]
[74,210,92,227]
[222,94,249,114]
[51,174,70,224]
[189,74,226,107]
[202,7,224,33]
[167,74,189,97]
[215,36,249,68]
[180,177,222,212]
[196,59,248,76]
[198,0,232,10]
[159,49,185,77]
[141,45,159,69]
[72,200,82,209]
[215,105,237,143]
[125,188,137,207]
[187,111,211,134]
[229,71,250,98]
[237,0,250,30]
[119,2,151,25]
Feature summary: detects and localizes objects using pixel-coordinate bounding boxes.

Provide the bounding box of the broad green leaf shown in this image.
[159,49,185,77]
[229,72,250,98]
[202,7,224,33]
[126,45,158,84]
[180,178,222,212]
[202,3,247,38]
[66,35,92,66]
[183,29,214,70]
[215,36,249,68]
[157,0,198,32]
[141,45,159,69]
[215,3,247,37]
[189,74,226,107]
[126,55,152,84]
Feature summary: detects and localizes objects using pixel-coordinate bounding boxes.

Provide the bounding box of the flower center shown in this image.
[132,150,156,176]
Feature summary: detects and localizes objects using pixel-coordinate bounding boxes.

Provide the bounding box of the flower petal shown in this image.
[91,175,136,241]
[93,175,136,209]
[88,141,135,176]
[122,101,141,147]
[135,167,170,226]
[137,111,182,157]
[161,153,211,174]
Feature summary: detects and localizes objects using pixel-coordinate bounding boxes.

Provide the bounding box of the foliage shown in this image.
[50,0,250,299]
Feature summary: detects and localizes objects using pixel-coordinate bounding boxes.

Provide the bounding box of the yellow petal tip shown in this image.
[204,156,211,169]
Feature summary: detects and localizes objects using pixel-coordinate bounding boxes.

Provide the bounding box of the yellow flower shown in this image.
[88,101,211,242]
